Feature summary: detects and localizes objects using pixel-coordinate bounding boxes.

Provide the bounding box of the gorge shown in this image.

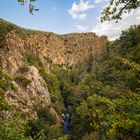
[0,19,140,140]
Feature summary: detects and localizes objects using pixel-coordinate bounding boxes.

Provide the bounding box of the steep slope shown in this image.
[0,19,108,72]
[0,19,107,124]
[24,32,107,68]
[5,66,59,121]
[62,33,107,66]
[0,19,108,139]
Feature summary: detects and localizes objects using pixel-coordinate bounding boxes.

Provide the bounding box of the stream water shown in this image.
[62,111,71,135]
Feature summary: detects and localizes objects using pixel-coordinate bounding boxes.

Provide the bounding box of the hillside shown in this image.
[0,19,108,140]
[0,19,107,72]
[0,18,107,113]
[0,19,140,140]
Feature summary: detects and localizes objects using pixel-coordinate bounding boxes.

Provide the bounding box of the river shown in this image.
[62,111,71,135]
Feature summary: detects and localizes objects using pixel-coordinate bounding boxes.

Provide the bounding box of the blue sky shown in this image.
[0,0,140,40]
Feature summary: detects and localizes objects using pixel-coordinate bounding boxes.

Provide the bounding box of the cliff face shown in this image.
[0,19,108,120]
[23,32,107,68]
[0,18,108,72]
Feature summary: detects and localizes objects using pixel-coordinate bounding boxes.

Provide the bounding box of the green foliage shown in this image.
[27,103,63,140]
[118,25,140,52]
[81,132,97,140]
[19,65,29,73]
[86,53,95,73]
[54,135,70,140]
[101,0,140,22]
[15,76,32,87]
[11,82,18,92]
[0,68,32,140]
[131,44,140,64]
[25,52,38,66]
[46,124,63,140]
[0,118,32,140]
[39,68,64,115]
[0,18,35,44]
[72,94,140,139]
[35,105,57,125]
[0,68,14,111]
[25,51,44,70]
[17,0,39,14]
[53,25,140,140]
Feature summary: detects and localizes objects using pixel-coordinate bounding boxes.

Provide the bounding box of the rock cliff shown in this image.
[0,19,108,120]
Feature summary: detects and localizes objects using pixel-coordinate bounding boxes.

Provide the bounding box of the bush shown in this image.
[39,68,64,115]
[11,82,18,92]
[0,68,14,110]
[81,132,97,140]
[15,76,32,87]
[0,118,32,140]
[27,103,64,140]
[25,52,37,66]
[19,65,29,73]
[46,124,63,140]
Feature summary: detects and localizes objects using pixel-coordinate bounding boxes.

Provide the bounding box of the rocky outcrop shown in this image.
[0,22,108,72]
[62,33,107,66]
[5,66,60,121]
[0,31,25,75]
[0,19,108,121]
[23,32,108,68]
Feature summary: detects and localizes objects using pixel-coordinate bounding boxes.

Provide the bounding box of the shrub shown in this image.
[0,68,13,110]
[27,103,63,140]
[46,124,63,140]
[11,82,18,92]
[0,118,32,140]
[15,76,32,87]
[25,52,37,66]
[39,68,64,115]
[81,132,97,140]
[19,65,29,73]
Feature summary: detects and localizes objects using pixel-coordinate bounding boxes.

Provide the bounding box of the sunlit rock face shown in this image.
[5,66,60,121]
[0,24,108,74]
[0,19,108,121]
[24,32,108,68]
[0,31,25,75]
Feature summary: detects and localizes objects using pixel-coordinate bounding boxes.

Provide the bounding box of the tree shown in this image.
[101,0,140,22]
[17,0,39,14]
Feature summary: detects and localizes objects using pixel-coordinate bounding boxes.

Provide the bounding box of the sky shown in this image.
[0,0,140,40]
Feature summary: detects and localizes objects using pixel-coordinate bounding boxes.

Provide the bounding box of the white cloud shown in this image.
[78,13,87,20]
[71,12,87,20]
[75,24,89,31]
[69,0,95,20]
[94,0,103,4]
[92,8,140,40]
